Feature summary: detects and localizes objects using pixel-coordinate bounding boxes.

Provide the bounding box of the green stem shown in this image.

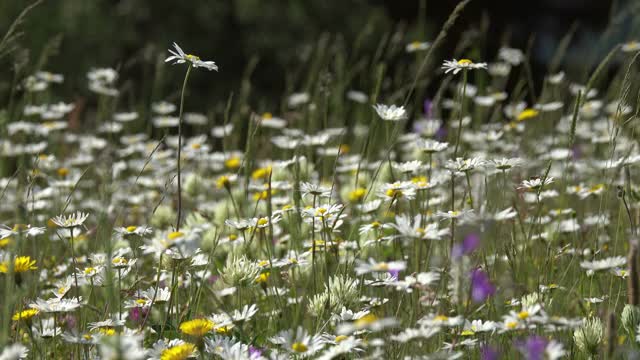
[176,65,193,231]
[453,69,468,158]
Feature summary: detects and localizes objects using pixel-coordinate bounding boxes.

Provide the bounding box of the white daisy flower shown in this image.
[442,58,488,74]
[373,104,408,121]
[165,42,218,71]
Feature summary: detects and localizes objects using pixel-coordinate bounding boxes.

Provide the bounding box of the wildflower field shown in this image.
[2,0,640,359]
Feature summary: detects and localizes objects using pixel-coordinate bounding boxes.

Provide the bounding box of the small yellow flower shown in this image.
[348,188,366,202]
[97,328,116,336]
[179,318,214,337]
[12,309,39,322]
[161,343,197,360]
[516,108,539,121]
[251,166,272,181]
[253,190,270,201]
[256,272,270,284]
[225,157,241,170]
[0,256,37,273]
[216,175,231,189]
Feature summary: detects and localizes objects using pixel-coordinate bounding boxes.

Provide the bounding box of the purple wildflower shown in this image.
[249,346,263,358]
[423,98,433,118]
[470,268,496,302]
[516,336,547,360]
[452,233,480,258]
[435,125,448,141]
[481,345,500,360]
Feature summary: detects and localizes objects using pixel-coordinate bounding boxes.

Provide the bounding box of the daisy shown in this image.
[519,177,554,191]
[491,157,522,171]
[435,209,475,221]
[115,225,153,237]
[390,327,440,342]
[336,313,398,335]
[165,42,218,71]
[270,327,326,356]
[406,41,430,53]
[373,104,408,121]
[29,297,83,313]
[580,256,626,274]
[378,182,417,202]
[355,258,406,275]
[256,112,287,129]
[498,47,525,65]
[300,182,332,198]
[0,344,28,359]
[622,40,640,53]
[416,139,449,153]
[442,58,488,74]
[51,211,89,229]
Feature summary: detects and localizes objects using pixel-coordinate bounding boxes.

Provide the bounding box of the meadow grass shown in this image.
[1,2,640,359]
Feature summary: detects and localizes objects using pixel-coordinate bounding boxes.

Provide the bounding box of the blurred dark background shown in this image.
[1,0,639,112]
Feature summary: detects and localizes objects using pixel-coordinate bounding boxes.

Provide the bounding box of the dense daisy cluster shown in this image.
[3,6,640,359]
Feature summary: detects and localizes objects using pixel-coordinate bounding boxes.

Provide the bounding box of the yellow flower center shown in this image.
[355,314,378,327]
[57,167,69,177]
[185,54,200,61]
[126,226,137,232]
[225,157,241,170]
[517,311,529,320]
[335,335,348,343]
[386,189,403,198]
[257,218,269,226]
[434,315,449,322]
[457,59,473,65]
[262,112,273,119]
[291,342,308,353]
[168,231,184,241]
[112,257,127,265]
